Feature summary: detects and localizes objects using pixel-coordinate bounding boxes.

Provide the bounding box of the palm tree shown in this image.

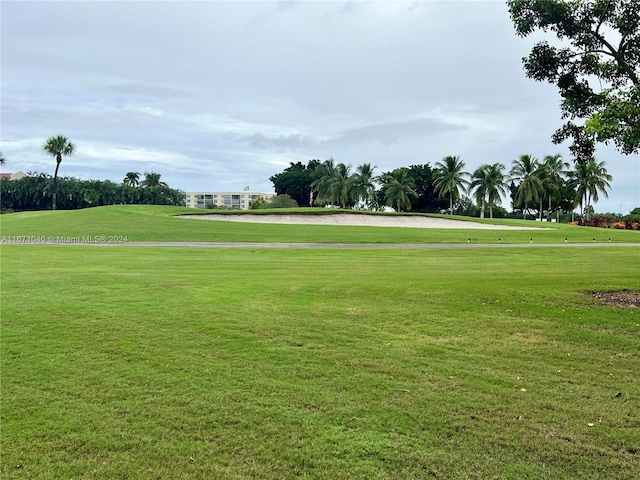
[485,163,507,219]
[353,163,377,209]
[43,135,76,210]
[123,171,141,187]
[433,155,469,214]
[510,154,542,220]
[330,163,357,208]
[0,152,6,165]
[469,165,490,218]
[469,163,508,219]
[311,159,357,208]
[379,168,418,212]
[541,154,569,221]
[567,158,612,221]
[311,159,338,206]
[141,171,167,188]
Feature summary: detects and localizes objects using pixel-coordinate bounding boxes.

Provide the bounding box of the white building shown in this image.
[0,170,27,180]
[183,189,275,210]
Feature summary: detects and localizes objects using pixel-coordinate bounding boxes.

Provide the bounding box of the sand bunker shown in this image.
[181,213,545,230]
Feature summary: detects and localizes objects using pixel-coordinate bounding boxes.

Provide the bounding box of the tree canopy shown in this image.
[269,160,320,207]
[1,172,185,212]
[404,164,448,213]
[508,0,640,158]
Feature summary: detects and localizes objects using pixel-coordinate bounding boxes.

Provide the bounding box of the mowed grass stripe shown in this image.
[1,204,639,243]
[1,245,639,479]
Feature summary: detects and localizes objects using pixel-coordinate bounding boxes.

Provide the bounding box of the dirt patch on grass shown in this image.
[589,289,640,308]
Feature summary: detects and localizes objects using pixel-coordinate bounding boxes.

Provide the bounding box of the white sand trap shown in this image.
[181,213,546,230]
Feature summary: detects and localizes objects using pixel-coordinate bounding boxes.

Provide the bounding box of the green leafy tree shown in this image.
[42,135,76,210]
[1,172,183,211]
[269,194,299,208]
[508,0,640,158]
[82,188,100,206]
[249,196,269,209]
[405,164,448,213]
[250,194,298,209]
[269,160,320,207]
[510,154,543,219]
[433,155,470,214]
[453,195,480,217]
[566,158,612,220]
[139,185,184,205]
[378,168,418,212]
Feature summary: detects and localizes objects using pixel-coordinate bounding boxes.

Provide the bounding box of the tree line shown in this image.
[1,135,184,212]
[270,154,614,220]
[1,171,184,212]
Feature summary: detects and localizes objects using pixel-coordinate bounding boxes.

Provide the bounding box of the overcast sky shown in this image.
[1,0,638,213]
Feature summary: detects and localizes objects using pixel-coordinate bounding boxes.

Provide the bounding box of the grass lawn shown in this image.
[1,207,639,478]
[1,240,639,478]
[1,205,639,244]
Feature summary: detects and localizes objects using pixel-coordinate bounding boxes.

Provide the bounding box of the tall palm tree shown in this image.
[485,163,507,219]
[433,155,469,214]
[123,171,141,187]
[469,163,508,219]
[0,152,6,165]
[567,158,612,221]
[379,168,418,212]
[311,159,357,208]
[353,163,377,209]
[541,154,569,221]
[311,159,338,206]
[510,154,542,220]
[469,165,490,218]
[141,171,167,188]
[330,163,357,208]
[43,135,76,210]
